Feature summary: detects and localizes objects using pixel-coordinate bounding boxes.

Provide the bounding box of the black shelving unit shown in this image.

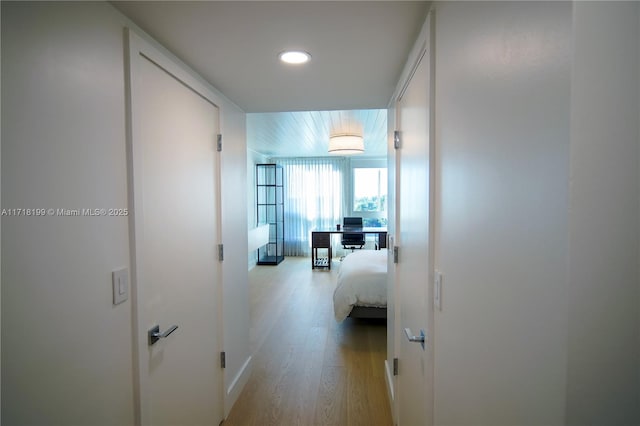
[256,164,284,265]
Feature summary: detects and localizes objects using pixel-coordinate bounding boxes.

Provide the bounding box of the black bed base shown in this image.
[348,306,387,319]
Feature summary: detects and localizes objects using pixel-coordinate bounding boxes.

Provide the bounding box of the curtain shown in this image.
[277,157,347,256]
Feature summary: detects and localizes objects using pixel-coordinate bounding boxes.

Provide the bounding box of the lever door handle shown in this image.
[404,327,426,350]
[148,324,178,345]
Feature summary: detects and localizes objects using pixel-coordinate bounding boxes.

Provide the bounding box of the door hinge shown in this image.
[217,134,222,152]
[218,243,224,261]
[393,246,399,264]
[394,130,401,149]
[393,357,399,376]
[220,351,226,369]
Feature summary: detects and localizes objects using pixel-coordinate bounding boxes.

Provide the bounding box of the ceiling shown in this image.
[112,1,430,157]
[248,109,387,158]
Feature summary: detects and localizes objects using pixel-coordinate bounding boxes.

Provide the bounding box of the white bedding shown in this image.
[333,250,388,321]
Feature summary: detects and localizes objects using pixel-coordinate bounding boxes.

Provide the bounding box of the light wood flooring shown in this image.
[223,256,393,426]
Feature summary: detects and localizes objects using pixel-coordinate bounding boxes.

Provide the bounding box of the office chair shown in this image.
[341,217,365,251]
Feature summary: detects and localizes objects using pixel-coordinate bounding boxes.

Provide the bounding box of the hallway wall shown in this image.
[220,92,251,417]
[429,1,639,424]
[566,2,640,422]
[247,150,269,269]
[2,3,135,423]
[1,2,249,424]
[433,2,572,423]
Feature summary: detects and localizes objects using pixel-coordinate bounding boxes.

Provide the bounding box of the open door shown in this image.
[394,11,435,426]
[127,30,223,426]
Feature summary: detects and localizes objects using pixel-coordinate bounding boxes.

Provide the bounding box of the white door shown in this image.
[396,17,434,426]
[128,33,223,426]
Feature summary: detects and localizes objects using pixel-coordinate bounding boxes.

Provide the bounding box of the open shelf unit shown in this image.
[256,164,284,265]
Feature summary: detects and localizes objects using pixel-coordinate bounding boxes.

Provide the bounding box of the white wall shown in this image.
[220,104,252,416]
[428,1,639,424]
[566,2,639,423]
[1,2,250,424]
[433,1,571,424]
[1,3,135,423]
[247,149,269,269]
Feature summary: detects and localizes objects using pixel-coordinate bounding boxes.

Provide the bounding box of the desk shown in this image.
[311,228,387,270]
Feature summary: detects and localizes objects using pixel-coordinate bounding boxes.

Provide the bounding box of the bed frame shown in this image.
[349,306,387,319]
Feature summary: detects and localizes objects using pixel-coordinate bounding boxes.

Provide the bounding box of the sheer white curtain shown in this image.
[277,157,347,256]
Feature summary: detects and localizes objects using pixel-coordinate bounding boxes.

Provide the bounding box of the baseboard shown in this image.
[384,359,397,424]
[224,355,253,417]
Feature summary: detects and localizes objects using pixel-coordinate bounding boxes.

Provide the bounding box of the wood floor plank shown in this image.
[313,366,348,426]
[224,257,392,426]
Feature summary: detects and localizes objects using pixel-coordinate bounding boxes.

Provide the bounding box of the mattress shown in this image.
[333,250,388,321]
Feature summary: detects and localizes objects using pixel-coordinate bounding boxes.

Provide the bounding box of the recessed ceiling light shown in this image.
[279,50,311,65]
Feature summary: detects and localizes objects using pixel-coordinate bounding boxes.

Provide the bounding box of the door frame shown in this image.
[124,28,224,425]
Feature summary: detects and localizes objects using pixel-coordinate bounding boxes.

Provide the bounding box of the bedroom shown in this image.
[241,110,394,424]
[246,109,389,264]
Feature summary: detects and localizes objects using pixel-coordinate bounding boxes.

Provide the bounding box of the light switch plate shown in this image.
[112,268,129,305]
[434,270,442,311]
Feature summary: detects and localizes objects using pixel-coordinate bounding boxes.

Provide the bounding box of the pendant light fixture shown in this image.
[328,134,364,155]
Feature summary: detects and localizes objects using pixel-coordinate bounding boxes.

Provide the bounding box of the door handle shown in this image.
[148,324,179,345]
[404,327,426,350]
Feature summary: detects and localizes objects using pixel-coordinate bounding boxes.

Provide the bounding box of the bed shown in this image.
[333,249,388,321]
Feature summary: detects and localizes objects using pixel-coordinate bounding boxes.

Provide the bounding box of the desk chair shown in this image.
[342,217,365,251]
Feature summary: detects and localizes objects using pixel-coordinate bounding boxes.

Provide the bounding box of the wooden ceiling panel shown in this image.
[247,109,387,158]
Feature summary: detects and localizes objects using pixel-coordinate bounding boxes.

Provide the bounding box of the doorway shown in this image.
[126,30,223,426]
[389,11,435,426]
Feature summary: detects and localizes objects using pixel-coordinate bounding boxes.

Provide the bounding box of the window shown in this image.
[351,161,387,228]
[353,167,387,212]
[277,157,347,256]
